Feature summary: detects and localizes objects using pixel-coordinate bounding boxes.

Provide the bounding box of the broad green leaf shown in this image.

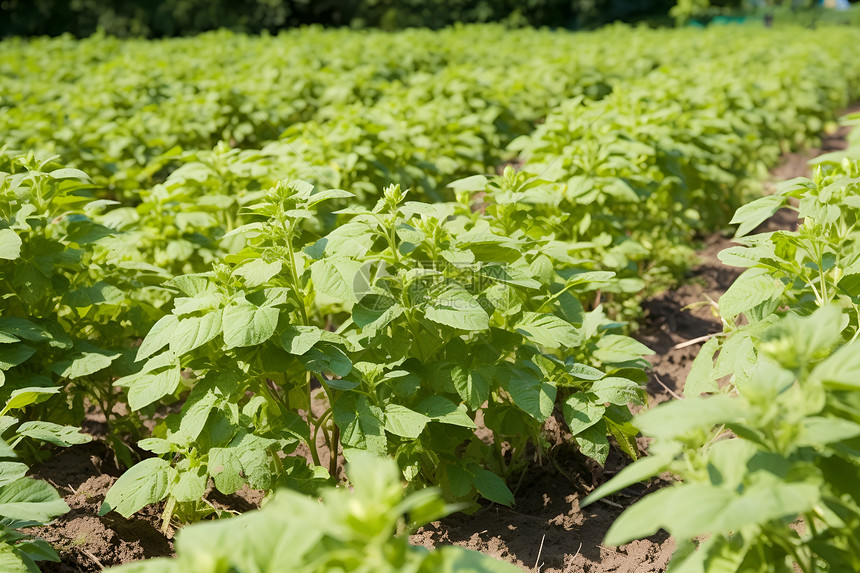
[684,337,720,396]
[0,229,22,260]
[353,295,403,332]
[384,404,430,439]
[575,422,610,465]
[16,538,60,565]
[605,480,819,545]
[0,544,36,573]
[469,465,514,507]
[423,286,489,331]
[222,303,279,349]
[0,476,69,522]
[593,335,653,364]
[446,464,474,499]
[565,363,606,381]
[310,257,364,303]
[125,363,181,410]
[605,484,732,545]
[476,264,541,289]
[729,194,786,238]
[582,452,675,507]
[2,387,60,416]
[171,467,208,503]
[16,422,91,447]
[12,265,50,306]
[812,341,860,390]
[800,417,860,445]
[137,315,179,361]
[52,344,120,379]
[298,344,352,377]
[280,326,323,355]
[49,167,90,180]
[635,395,742,440]
[168,275,216,297]
[138,438,173,455]
[209,432,277,494]
[415,396,476,428]
[0,463,28,486]
[719,268,785,320]
[447,175,488,193]
[0,319,51,343]
[100,458,175,518]
[169,311,223,356]
[563,393,605,435]
[713,333,757,385]
[306,221,374,259]
[451,366,490,411]
[63,282,125,308]
[504,367,555,422]
[234,259,282,288]
[0,438,16,458]
[306,188,353,207]
[173,294,222,317]
[514,312,580,348]
[333,395,387,456]
[176,390,219,443]
[173,493,320,573]
[0,344,35,370]
[589,377,642,406]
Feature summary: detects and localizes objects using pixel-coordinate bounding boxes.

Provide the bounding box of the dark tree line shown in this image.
[0,0,675,38]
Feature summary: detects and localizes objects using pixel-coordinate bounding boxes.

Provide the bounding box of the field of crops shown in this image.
[2,21,860,573]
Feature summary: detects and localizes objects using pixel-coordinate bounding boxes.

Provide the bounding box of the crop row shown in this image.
[1,23,860,572]
[587,115,860,572]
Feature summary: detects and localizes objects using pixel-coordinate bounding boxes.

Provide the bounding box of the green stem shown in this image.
[815,241,829,305]
[283,221,309,326]
[270,446,285,475]
[311,408,333,464]
[776,535,813,573]
[160,497,176,535]
[805,512,818,538]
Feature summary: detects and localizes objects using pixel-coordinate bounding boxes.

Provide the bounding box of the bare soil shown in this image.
[28,442,172,572]
[28,118,853,572]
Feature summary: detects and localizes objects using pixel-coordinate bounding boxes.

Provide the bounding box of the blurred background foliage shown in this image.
[0,0,857,37]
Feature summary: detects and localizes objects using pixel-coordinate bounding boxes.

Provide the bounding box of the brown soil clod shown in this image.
[26,442,173,572]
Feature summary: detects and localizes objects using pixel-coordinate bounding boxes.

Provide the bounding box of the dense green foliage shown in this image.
[107,453,520,573]
[588,117,860,571]
[3,25,858,286]
[0,440,68,573]
[2,21,860,570]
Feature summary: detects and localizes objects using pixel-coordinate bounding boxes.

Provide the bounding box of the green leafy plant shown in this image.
[511,32,860,303]
[685,134,860,396]
[0,150,163,461]
[585,306,860,572]
[4,21,860,572]
[584,121,860,572]
[0,439,69,573]
[106,453,520,573]
[100,177,651,527]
